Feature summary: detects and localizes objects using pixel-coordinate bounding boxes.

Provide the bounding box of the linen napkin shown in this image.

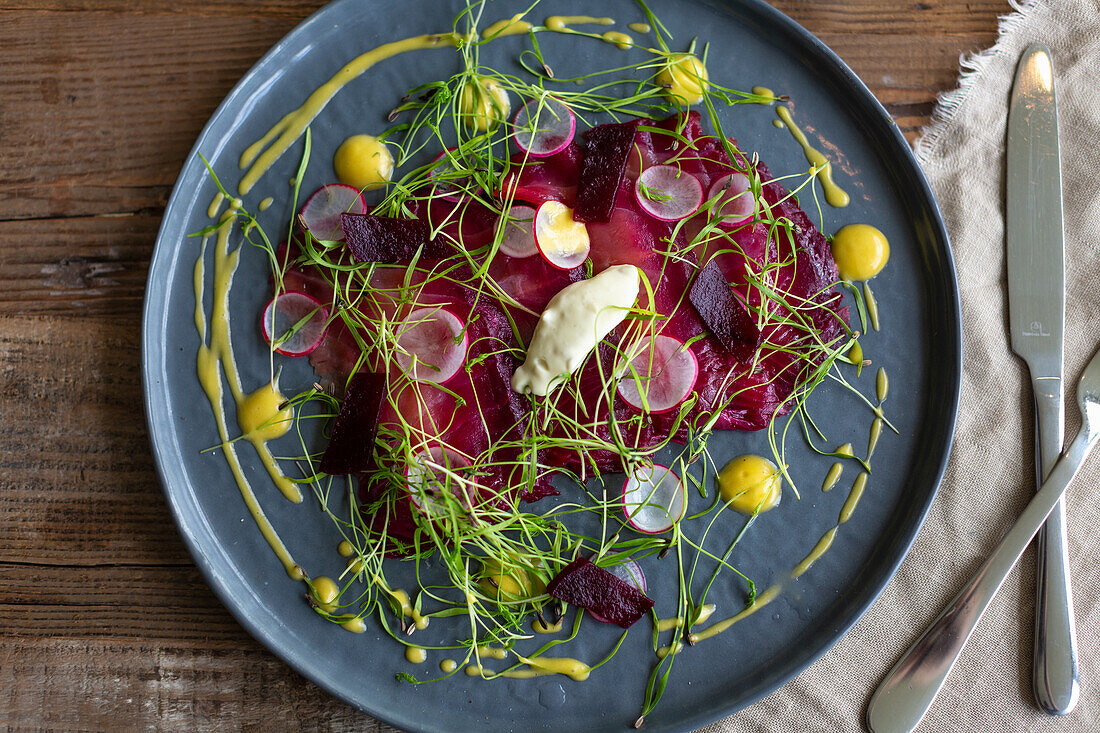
[702,0,1100,730]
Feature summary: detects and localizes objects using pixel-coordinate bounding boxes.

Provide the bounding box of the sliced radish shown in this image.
[405,445,473,515]
[534,200,589,270]
[707,173,755,226]
[634,165,703,222]
[622,464,686,534]
[512,96,576,157]
[428,148,468,203]
[261,291,329,356]
[394,306,468,384]
[497,204,539,258]
[300,184,366,241]
[617,335,699,414]
[589,558,647,623]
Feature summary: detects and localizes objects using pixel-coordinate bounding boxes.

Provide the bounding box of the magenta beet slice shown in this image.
[318,372,386,475]
[573,121,638,223]
[688,260,760,363]
[546,556,655,628]
[341,213,445,262]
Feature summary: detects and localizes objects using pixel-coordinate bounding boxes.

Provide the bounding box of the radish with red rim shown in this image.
[496,204,539,258]
[621,464,686,534]
[513,96,576,158]
[261,291,329,357]
[708,173,755,226]
[300,183,366,241]
[534,200,589,270]
[394,306,468,384]
[617,334,699,414]
[405,445,473,515]
[634,165,703,222]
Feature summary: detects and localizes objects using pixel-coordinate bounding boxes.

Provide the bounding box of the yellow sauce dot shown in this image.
[478,556,543,601]
[337,540,354,557]
[656,53,709,105]
[311,576,339,608]
[405,646,427,664]
[238,383,291,441]
[831,224,890,281]
[440,658,458,673]
[333,134,394,191]
[340,616,366,634]
[459,76,511,132]
[718,454,782,515]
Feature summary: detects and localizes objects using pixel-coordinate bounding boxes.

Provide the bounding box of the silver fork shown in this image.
[866,345,1100,733]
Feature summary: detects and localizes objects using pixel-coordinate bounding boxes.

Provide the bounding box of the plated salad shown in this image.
[191,1,893,724]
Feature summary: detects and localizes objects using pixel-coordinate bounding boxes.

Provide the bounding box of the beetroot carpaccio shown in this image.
[289,111,845,492]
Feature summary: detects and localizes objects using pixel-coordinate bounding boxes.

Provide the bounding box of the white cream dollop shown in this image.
[511,264,641,396]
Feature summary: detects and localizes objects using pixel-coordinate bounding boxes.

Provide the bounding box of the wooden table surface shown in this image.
[0,1,1007,729]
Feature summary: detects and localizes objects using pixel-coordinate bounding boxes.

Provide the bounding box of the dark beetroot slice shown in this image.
[318,372,387,475]
[573,121,638,223]
[688,260,760,363]
[546,556,655,628]
[341,214,440,263]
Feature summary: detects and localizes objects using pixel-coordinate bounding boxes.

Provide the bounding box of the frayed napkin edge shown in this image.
[914,0,1041,165]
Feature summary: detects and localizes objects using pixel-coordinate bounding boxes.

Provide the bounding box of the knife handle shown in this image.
[1032,384,1079,714]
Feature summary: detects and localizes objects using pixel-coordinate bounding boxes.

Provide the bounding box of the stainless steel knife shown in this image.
[1007,42,1079,715]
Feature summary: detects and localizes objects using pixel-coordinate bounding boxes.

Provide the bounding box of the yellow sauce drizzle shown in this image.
[628,22,651,33]
[791,527,837,579]
[405,646,428,664]
[341,616,367,633]
[839,472,868,525]
[545,15,614,31]
[864,281,880,331]
[238,32,462,195]
[774,106,849,207]
[821,461,843,493]
[513,655,590,681]
[848,340,864,376]
[207,192,225,219]
[717,454,782,514]
[867,418,883,459]
[258,196,274,211]
[601,31,633,50]
[193,203,303,579]
[831,224,890,281]
[656,603,716,632]
[688,584,781,644]
[477,646,508,660]
[388,588,429,630]
[483,14,533,38]
[751,85,775,103]
[441,658,458,673]
[533,618,563,634]
[337,540,354,557]
[333,134,394,190]
[876,367,889,403]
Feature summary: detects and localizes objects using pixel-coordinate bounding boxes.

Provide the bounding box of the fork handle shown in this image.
[866,426,1098,733]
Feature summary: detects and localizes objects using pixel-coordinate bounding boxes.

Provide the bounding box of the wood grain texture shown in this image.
[0,1,1004,730]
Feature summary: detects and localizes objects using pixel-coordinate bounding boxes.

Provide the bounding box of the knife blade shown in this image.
[1006,42,1079,715]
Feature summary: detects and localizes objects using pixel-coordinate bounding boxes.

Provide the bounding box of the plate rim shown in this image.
[141,0,962,730]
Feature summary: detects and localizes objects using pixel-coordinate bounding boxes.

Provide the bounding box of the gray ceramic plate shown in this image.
[142,1,960,730]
